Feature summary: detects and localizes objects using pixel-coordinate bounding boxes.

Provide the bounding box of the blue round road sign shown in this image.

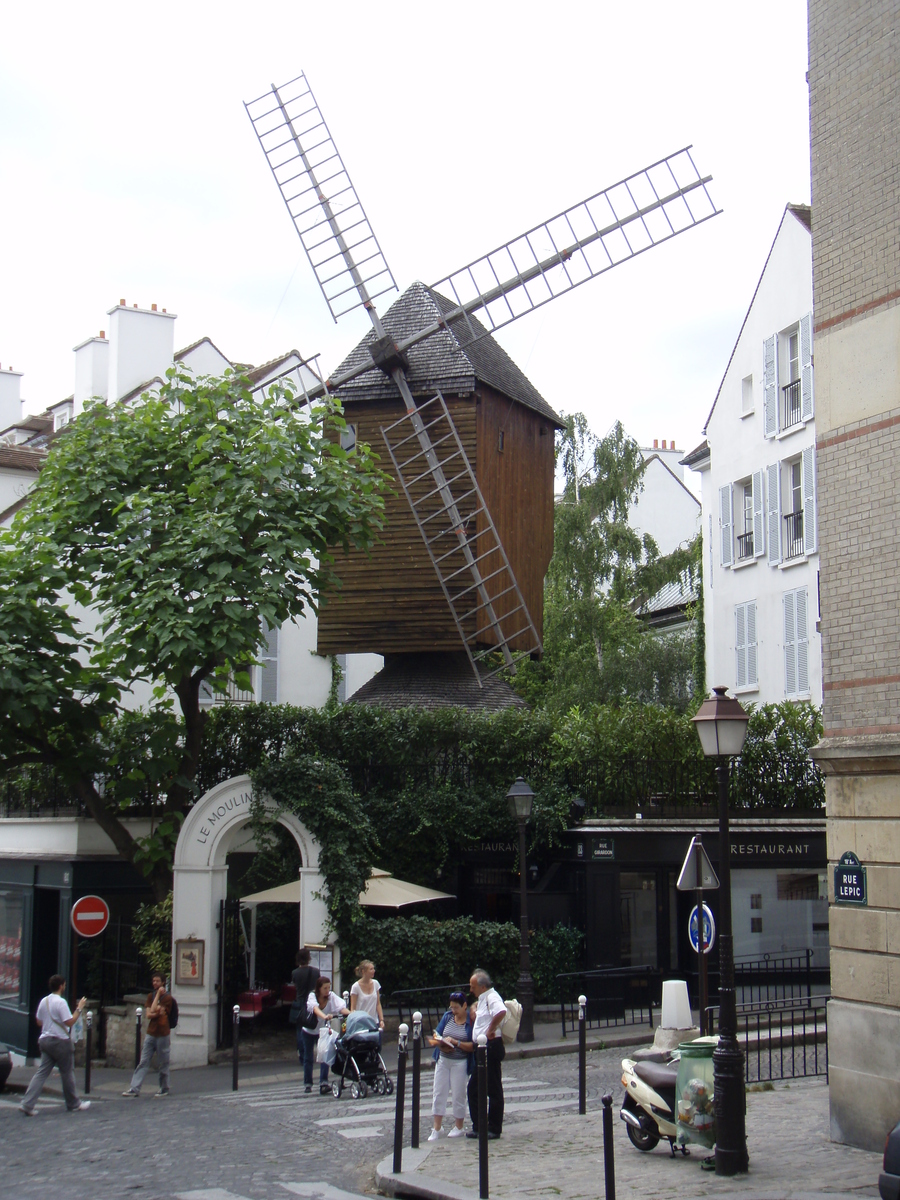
[689,903,715,954]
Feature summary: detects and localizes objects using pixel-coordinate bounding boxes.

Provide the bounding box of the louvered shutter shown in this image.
[802,445,817,554]
[752,469,765,558]
[735,604,747,688]
[783,590,797,696]
[766,463,781,565]
[800,312,814,420]
[796,587,809,694]
[708,514,714,589]
[764,335,777,437]
[720,483,733,567]
[259,622,279,704]
[747,601,758,686]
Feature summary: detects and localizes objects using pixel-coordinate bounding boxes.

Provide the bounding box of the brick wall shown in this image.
[809,1,900,332]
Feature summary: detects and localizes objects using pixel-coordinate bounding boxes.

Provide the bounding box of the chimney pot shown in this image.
[162,308,167,313]
[653,439,658,449]
[100,331,105,339]
[151,303,157,311]
[133,303,138,308]
[119,298,125,306]
[670,440,675,450]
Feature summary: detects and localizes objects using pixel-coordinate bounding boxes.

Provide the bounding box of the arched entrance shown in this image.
[170,776,328,1068]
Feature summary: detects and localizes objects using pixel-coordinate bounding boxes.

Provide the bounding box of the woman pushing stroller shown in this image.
[303,976,349,1094]
[427,990,474,1139]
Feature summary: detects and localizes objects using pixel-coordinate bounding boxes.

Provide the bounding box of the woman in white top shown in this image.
[304,976,349,1094]
[349,959,384,1030]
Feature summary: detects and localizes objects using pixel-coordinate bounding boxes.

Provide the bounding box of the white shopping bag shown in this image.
[316,1025,338,1065]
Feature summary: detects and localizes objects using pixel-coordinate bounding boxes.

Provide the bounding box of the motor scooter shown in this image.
[620,1053,689,1156]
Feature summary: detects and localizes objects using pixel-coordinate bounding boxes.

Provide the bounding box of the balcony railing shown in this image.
[736,531,754,560]
[782,378,802,429]
[784,509,804,559]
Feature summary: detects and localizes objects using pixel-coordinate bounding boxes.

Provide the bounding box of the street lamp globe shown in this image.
[692,686,750,759]
[506,776,534,821]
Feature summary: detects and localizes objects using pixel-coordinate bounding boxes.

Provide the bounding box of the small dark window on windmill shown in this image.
[341,423,357,452]
[498,430,505,453]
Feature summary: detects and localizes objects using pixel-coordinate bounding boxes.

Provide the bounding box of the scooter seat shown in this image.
[633,1059,678,1091]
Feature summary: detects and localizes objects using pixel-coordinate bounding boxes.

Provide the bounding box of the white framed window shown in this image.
[199,621,280,706]
[764,313,814,438]
[741,374,754,416]
[783,586,810,698]
[735,600,758,690]
[340,423,357,452]
[781,447,817,561]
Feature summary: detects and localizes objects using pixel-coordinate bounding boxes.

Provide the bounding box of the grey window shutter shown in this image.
[735,603,747,688]
[766,463,781,565]
[752,469,765,558]
[800,312,814,420]
[802,445,817,555]
[720,484,733,568]
[783,590,797,696]
[259,622,279,704]
[796,587,809,694]
[764,335,777,437]
[747,601,758,686]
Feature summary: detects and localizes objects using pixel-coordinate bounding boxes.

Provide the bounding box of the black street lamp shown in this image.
[506,776,535,1043]
[692,686,750,1177]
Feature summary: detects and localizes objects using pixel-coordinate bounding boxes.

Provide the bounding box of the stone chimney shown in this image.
[0,365,24,432]
[73,332,109,412]
[106,300,176,402]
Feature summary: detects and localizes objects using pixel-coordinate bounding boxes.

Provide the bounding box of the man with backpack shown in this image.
[466,969,506,1140]
[122,972,173,1098]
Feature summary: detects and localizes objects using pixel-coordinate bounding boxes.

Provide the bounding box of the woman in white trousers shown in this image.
[428,991,474,1139]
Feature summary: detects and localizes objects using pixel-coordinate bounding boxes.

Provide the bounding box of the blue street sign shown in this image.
[834,850,867,906]
[689,903,716,954]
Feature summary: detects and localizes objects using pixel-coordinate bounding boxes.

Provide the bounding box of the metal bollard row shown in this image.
[578,993,587,1115]
[411,1010,422,1149]
[602,1092,616,1200]
[393,1023,409,1174]
[232,1004,240,1091]
[134,1006,143,1070]
[84,1010,93,1095]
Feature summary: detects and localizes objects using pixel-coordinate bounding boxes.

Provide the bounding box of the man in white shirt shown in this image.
[19,975,90,1115]
[466,969,506,1139]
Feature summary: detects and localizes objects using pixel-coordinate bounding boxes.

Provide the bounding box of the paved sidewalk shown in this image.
[376,1078,883,1200]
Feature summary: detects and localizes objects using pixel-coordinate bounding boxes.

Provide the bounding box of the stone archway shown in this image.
[170,776,328,1068]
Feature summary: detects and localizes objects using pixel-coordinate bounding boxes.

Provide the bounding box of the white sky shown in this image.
[0,0,810,470]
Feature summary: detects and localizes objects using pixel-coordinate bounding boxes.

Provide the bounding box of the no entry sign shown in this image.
[70,895,110,938]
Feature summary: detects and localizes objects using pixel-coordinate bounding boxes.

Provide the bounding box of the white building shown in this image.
[0,300,382,709]
[684,204,820,706]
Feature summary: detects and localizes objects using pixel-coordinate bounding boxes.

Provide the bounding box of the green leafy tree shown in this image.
[0,369,386,899]
[519,416,697,711]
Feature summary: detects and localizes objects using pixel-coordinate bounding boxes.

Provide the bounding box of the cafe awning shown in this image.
[240,867,452,909]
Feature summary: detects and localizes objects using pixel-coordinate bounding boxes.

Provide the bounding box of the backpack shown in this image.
[168,996,179,1030]
[501,998,522,1044]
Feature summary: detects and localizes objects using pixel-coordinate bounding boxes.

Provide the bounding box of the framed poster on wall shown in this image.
[175,938,205,986]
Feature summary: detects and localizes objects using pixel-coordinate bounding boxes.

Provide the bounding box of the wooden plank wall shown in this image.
[316,389,555,658]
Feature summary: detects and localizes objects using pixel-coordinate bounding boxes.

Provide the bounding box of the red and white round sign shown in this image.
[70,895,110,938]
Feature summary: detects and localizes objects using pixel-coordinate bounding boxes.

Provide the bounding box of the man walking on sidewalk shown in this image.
[466,969,506,1140]
[122,972,173,1098]
[19,975,90,1115]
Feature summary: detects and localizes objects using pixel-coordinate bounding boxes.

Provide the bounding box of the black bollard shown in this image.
[411,1011,422,1150]
[232,1005,240,1091]
[84,1011,93,1095]
[602,1092,616,1200]
[134,1006,143,1070]
[477,1035,489,1200]
[578,993,587,1115]
[393,1023,409,1175]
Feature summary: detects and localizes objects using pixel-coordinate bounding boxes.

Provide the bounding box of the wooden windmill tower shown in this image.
[245,74,719,700]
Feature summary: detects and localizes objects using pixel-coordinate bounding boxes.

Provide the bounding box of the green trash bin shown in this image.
[675,1036,717,1149]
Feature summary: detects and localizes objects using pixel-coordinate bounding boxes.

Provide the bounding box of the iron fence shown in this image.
[557,966,656,1036]
[391,984,470,1038]
[703,997,829,1082]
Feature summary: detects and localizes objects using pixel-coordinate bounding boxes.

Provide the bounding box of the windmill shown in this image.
[245,73,719,691]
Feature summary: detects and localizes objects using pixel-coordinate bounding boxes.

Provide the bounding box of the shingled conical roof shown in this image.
[331,281,563,426]
[348,652,528,712]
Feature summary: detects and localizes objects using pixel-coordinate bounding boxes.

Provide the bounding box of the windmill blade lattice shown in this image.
[244,73,398,323]
[415,148,719,353]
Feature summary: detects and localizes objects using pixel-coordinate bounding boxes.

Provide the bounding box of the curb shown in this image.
[376,1146,479,1200]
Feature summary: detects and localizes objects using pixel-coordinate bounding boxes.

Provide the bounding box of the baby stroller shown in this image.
[330,1011,393,1099]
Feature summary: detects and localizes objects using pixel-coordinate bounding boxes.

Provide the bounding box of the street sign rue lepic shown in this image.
[834,851,867,906]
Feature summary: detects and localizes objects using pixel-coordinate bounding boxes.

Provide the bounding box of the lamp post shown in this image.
[506,776,535,1043]
[692,686,750,1176]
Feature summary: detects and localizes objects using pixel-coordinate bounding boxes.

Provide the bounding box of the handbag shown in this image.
[302,1004,318,1031]
[288,998,305,1026]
